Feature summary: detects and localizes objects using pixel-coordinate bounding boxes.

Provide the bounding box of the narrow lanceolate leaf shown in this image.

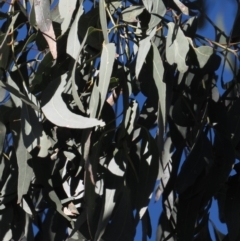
[58,0,78,34]
[152,42,166,130]
[0,206,13,240]
[99,0,108,44]
[166,22,189,73]
[142,0,153,11]
[121,5,145,22]
[41,74,105,128]
[94,189,116,241]
[188,39,213,68]
[173,0,189,15]
[136,37,151,79]
[21,102,50,157]
[72,27,101,115]
[98,43,116,115]
[0,122,6,156]
[34,0,57,59]
[0,81,39,111]
[0,13,19,48]
[136,28,156,79]
[67,2,84,61]
[10,110,33,203]
[148,0,166,30]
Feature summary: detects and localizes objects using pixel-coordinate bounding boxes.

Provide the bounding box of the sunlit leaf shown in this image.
[34,0,57,59]
[121,5,145,22]
[166,22,189,73]
[41,74,105,128]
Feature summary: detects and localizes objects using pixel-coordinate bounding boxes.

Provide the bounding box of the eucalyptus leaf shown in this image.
[188,38,214,68]
[94,189,116,241]
[173,0,189,15]
[166,22,189,73]
[57,0,78,35]
[97,43,116,116]
[121,5,145,23]
[34,0,57,58]
[41,74,105,128]
[66,2,84,61]
[148,0,166,30]
[0,81,39,111]
[99,0,109,44]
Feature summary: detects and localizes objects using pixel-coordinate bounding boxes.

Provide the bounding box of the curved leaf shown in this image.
[41,74,105,128]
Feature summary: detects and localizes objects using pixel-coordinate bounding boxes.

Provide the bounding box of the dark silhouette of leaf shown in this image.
[0,121,6,156]
[225,176,240,241]
[0,206,13,240]
[94,188,116,241]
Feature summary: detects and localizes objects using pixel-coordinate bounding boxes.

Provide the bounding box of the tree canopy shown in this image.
[0,0,240,240]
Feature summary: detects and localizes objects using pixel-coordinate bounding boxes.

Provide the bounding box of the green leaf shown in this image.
[166,22,189,73]
[41,74,105,128]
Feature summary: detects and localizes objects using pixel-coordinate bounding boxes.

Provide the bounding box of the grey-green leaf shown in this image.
[99,0,109,43]
[34,0,51,32]
[148,0,166,30]
[97,43,116,116]
[152,41,166,129]
[94,188,116,241]
[67,2,84,61]
[166,22,189,73]
[121,5,145,22]
[41,74,105,128]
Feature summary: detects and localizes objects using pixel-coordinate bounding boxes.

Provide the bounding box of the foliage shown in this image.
[0,0,240,240]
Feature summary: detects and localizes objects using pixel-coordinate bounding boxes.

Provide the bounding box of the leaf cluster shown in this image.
[0,0,240,241]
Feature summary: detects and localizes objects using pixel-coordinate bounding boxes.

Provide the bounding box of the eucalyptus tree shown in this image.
[0,0,240,240]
